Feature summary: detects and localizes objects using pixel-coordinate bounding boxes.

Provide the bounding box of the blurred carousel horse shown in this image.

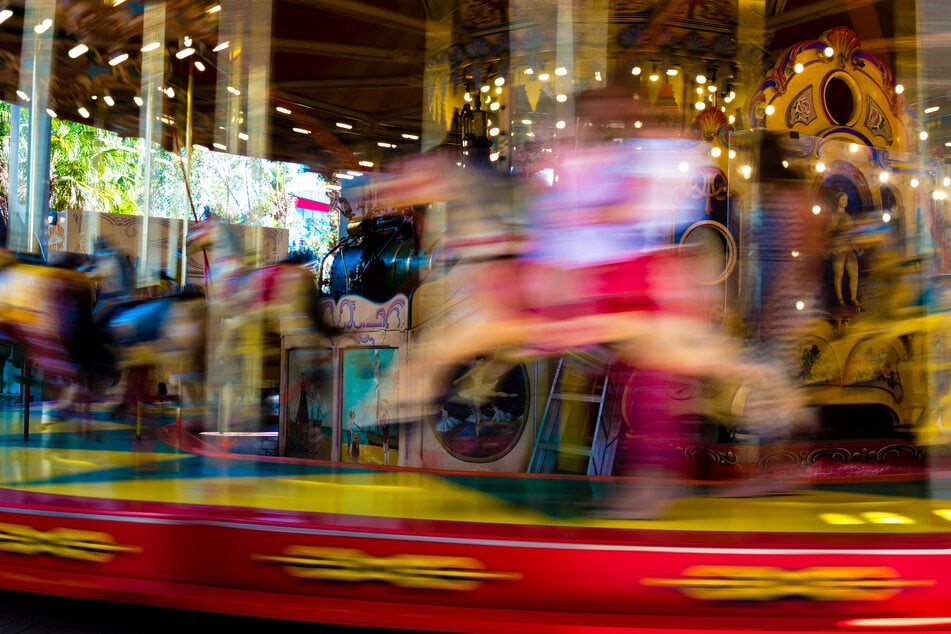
[0,248,100,410]
[184,214,333,415]
[185,213,324,338]
[79,240,207,413]
[375,151,812,441]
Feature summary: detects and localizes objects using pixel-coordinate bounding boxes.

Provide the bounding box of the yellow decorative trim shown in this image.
[254,546,522,590]
[642,565,933,601]
[0,522,142,563]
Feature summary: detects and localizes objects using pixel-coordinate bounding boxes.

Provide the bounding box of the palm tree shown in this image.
[49,118,138,214]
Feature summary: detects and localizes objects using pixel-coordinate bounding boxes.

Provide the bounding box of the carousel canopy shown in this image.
[0,0,435,174]
[0,0,944,180]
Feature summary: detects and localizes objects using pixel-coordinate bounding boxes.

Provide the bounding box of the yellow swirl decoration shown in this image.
[642,565,933,601]
[0,522,141,563]
[254,546,522,591]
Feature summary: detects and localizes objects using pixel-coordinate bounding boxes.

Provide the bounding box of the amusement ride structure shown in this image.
[0,1,951,632]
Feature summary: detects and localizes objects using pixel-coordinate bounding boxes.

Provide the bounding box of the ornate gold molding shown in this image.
[255,545,522,590]
[0,522,142,563]
[643,565,933,601]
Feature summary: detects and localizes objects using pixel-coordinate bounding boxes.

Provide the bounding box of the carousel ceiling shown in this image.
[0,0,943,180]
[0,0,437,175]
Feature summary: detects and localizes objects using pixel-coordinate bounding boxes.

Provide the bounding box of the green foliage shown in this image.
[49,118,140,213]
[0,100,338,257]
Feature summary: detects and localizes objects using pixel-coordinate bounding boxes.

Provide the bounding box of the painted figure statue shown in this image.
[826,191,861,307]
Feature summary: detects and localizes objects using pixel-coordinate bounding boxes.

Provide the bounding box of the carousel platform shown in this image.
[1,404,951,632]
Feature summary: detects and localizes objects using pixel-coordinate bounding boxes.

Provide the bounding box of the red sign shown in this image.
[292,196,331,213]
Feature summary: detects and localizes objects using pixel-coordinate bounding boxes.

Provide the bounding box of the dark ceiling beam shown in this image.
[270,38,425,64]
[272,88,361,169]
[274,91,376,123]
[274,75,423,90]
[282,0,429,32]
[373,105,426,126]
[765,0,885,32]
[270,92,421,141]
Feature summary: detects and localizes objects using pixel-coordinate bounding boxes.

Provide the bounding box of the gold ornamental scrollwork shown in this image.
[642,565,933,601]
[254,546,522,591]
[0,522,142,563]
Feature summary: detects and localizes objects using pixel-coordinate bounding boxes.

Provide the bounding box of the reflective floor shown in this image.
[0,403,948,537]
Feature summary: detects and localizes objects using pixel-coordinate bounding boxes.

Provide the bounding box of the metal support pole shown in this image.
[22,360,30,441]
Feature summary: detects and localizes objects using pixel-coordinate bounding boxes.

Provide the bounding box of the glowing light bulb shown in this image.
[68,44,89,59]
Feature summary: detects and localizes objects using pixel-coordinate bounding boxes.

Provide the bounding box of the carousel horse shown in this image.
[376,149,814,450]
[78,240,207,414]
[184,214,333,421]
[185,213,326,339]
[0,247,101,408]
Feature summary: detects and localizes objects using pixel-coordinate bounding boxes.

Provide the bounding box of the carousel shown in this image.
[0,1,950,632]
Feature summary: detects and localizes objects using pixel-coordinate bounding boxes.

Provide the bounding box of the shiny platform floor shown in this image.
[0,404,948,537]
[2,404,951,633]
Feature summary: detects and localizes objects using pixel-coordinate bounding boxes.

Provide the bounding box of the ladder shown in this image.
[528,350,618,475]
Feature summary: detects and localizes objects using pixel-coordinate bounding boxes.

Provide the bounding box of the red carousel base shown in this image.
[1,411,950,632]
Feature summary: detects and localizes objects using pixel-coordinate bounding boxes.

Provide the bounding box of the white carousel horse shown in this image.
[377,149,813,445]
